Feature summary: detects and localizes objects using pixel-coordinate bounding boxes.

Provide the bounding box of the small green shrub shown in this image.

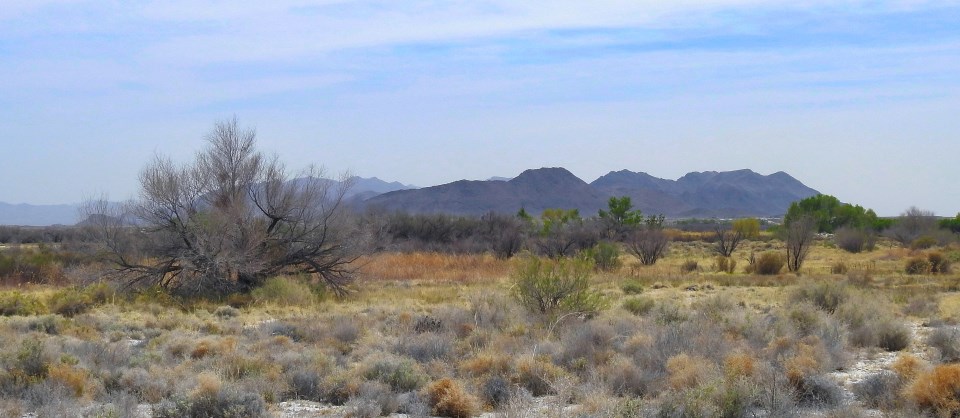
[364,357,428,392]
[0,291,46,316]
[512,256,607,319]
[622,296,655,316]
[586,242,622,272]
[621,280,644,295]
[251,277,319,307]
[48,287,93,317]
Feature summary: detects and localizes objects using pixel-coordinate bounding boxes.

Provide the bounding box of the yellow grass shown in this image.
[356,252,511,283]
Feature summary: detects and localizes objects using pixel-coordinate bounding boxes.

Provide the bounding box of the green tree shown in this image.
[732,218,761,240]
[785,194,883,233]
[598,196,643,238]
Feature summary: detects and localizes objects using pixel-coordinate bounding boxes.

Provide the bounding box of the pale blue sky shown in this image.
[2,1,959,216]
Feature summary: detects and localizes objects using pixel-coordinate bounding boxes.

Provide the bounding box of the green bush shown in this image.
[585,242,622,272]
[251,276,321,307]
[0,291,46,316]
[622,296,655,316]
[511,256,608,319]
[48,287,93,317]
[621,280,644,295]
[364,357,428,392]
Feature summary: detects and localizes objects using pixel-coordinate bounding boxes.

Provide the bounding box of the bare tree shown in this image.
[84,118,362,295]
[887,206,938,245]
[713,224,742,257]
[785,215,815,273]
[626,225,669,266]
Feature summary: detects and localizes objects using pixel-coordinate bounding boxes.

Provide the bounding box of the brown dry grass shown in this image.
[906,364,960,416]
[357,252,511,283]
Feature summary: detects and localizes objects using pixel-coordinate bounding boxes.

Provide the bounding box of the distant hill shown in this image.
[365,168,609,215]
[0,202,80,226]
[591,169,819,217]
[366,168,819,217]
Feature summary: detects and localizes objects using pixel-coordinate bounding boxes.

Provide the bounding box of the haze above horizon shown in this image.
[2,1,959,217]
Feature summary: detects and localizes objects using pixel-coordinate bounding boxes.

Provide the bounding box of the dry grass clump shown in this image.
[749,251,784,275]
[905,364,960,416]
[666,353,717,390]
[892,353,929,382]
[359,252,510,282]
[426,378,477,418]
[790,280,849,313]
[250,276,321,307]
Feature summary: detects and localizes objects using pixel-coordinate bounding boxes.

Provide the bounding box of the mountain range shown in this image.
[0,169,819,225]
[365,168,819,218]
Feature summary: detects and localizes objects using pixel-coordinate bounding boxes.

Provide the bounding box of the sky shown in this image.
[1,1,959,216]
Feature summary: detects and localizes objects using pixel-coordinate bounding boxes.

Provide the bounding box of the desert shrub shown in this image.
[13,337,50,381]
[287,370,322,401]
[622,296,655,316]
[513,355,566,396]
[834,227,875,253]
[48,287,93,317]
[398,332,452,363]
[853,371,901,409]
[790,281,849,313]
[656,378,758,418]
[830,261,848,275]
[480,375,511,408]
[905,364,960,416]
[0,291,46,316]
[874,320,912,352]
[511,256,607,319]
[714,256,736,274]
[681,260,699,273]
[666,354,717,390]
[213,305,240,319]
[250,276,319,306]
[653,300,689,325]
[929,252,952,274]
[794,375,843,407]
[927,326,960,363]
[905,257,932,275]
[364,357,428,392]
[892,353,928,382]
[346,381,399,417]
[586,242,622,272]
[426,378,477,418]
[911,235,938,250]
[556,321,615,371]
[620,280,644,295]
[751,251,784,275]
[902,293,940,317]
[152,386,267,418]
